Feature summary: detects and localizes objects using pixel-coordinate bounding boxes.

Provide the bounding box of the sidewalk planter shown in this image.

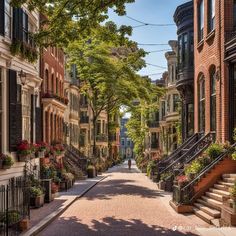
[165,179,173,192]
[30,194,45,208]
[41,179,53,203]
[30,186,45,208]
[0,154,14,170]
[19,218,29,232]
[87,165,96,178]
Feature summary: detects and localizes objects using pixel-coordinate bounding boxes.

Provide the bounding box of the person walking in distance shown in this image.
[128,158,131,170]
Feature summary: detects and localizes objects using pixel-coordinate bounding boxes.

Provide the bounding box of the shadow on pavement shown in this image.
[40,216,200,236]
[82,179,171,200]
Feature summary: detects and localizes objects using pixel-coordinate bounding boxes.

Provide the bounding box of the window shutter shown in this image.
[0,0,4,36]
[13,8,23,41]
[8,69,22,151]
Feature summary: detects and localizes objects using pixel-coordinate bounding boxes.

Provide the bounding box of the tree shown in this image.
[66,22,160,158]
[11,0,135,47]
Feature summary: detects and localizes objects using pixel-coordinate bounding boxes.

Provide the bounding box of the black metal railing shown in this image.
[80,116,89,124]
[159,132,214,179]
[42,90,69,105]
[156,133,200,180]
[0,177,30,236]
[173,143,236,205]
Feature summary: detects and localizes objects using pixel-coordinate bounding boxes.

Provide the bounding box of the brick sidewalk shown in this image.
[22,175,106,236]
[39,161,210,236]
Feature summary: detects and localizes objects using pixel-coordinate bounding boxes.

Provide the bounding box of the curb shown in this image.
[23,176,107,236]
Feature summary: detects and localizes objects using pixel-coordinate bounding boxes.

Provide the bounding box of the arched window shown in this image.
[210,67,216,131]
[198,75,205,132]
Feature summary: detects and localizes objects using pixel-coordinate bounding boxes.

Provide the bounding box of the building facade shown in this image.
[0,3,42,183]
[174,1,194,141]
[120,118,134,159]
[194,0,232,142]
[160,41,180,154]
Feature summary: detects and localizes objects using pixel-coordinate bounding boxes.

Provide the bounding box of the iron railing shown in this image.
[172,143,236,205]
[42,90,69,105]
[0,177,30,236]
[156,133,200,180]
[159,133,214,178]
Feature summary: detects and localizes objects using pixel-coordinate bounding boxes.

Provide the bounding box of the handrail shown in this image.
[160,133,213,175]
[181,143,236,203]
[159,133,199,165]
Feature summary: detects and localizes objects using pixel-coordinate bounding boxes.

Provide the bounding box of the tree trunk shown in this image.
[92,117,97,158]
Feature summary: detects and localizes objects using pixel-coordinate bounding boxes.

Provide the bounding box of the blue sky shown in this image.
[108,0,190,81]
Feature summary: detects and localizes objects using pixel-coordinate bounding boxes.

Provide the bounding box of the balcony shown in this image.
[80,116,89,124]
[147,121,160,128]
[96,134,108,142]
[42,90,69,106]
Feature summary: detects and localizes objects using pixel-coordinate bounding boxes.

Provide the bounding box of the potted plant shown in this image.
[229,182,236,210]
[205,143,224,160]
[0,210,21,227]
[30,186,45,208]
[2,154,14,169]
[51,182,59,199]
[87,165,96,178]
[17,140,32,162]
[36,142,48,158]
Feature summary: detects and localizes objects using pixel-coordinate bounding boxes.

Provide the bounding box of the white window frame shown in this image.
[4,0,12,39]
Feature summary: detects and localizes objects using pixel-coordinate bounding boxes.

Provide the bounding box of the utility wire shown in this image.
[146,63,167,69]
[126,15,175,27]
[138,43,169,46]
[147,49,170,53]
[141,72,163,77]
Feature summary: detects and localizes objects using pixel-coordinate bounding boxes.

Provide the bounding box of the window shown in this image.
[0,68,2,153]
[234,0,236,27]
[198,76,205,132]
[182,33,188,66]
[4,0,12,38]
[173,94,179,112]
[198,0,204,41]
[190,32,194,66]
[22,91,31,141]
[187,104,194,137]
[121,139,125,146]
[45,69,49,92]
[178,35,182,70]
[208,0,215,32]
[161,101,166,119]
[51,74,54,93]
[22,11,28,43]
[210,68,216,131]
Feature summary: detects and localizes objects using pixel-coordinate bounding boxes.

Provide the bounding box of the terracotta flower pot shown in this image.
[18,154,31,162]
[30,194,45,208]
[2,165,11,170]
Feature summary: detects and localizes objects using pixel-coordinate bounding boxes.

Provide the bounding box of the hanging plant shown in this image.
[10,39,38,63]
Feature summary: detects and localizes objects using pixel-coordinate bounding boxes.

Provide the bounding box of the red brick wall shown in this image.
[194,0,233,142]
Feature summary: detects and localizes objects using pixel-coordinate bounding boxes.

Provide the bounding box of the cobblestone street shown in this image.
[39,161,209,236]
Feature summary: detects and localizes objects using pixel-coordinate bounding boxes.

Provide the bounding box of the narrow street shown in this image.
[39,161,208,236]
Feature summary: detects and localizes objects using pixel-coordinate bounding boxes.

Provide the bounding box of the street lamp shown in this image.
[18,69,28,86]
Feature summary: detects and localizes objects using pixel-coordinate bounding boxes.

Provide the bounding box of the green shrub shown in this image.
[147,160,156,177]
[160,172,173,181]
[205,143,224,160]
[185,159,203,176]
[30,186,43,198]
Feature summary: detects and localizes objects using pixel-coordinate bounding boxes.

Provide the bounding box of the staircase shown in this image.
[157,133,201,178]
[159,132,214,181]
[193,174,236,225]
[64,144,88,178]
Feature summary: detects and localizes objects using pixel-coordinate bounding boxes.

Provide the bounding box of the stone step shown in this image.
[205,192,223,202]
[193,207,215,224]
[217,181,234,187]
[209,188,230,197]
[223,177,236,183]
[198,196,222,211]
[222,174,236,179]
[214,184,228,191]
[193,203,221,218]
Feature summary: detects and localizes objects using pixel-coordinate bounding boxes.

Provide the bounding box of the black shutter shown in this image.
[0,0,4,36]
[35,107,42,143]
[9,70,22,151]
[13,8,23,41]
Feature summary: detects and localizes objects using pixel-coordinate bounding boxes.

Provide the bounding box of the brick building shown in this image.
[40,44,66,144]
[194,0,234,142]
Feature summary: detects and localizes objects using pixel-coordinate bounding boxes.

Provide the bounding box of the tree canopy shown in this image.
[11,0,135,47]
